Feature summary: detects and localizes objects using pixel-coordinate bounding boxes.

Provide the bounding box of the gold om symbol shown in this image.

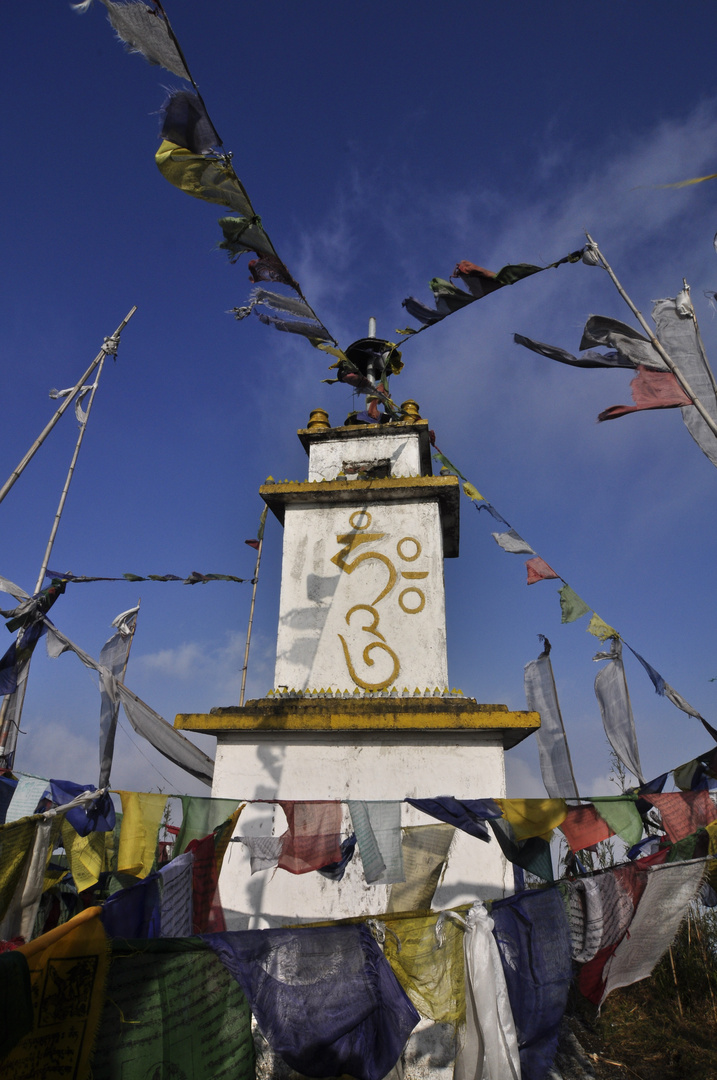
[332,513,429,691]
[338,605,400,692]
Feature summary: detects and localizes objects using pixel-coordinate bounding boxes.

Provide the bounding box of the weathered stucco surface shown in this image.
[274,501,449,693]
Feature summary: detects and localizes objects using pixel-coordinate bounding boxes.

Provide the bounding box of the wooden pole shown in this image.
[0,306,136,506]
[239,506,268,707]
[584,235,717,441]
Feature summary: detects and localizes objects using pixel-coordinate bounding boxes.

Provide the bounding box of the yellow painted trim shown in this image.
[176,703,540,734]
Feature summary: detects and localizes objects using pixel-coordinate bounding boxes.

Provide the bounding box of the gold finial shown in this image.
[307,408,330,431]
[400,399,421,422]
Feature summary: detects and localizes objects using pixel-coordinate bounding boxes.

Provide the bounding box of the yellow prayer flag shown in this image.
[6,907,109,1079]
[116,791,168,878]
[61,819,110,892]
[462,482,484,502]
[155,139,256,217]
[383,910,465,1026]
[0,816,39,923]
[496,798,568,840]
[586,613,619,642]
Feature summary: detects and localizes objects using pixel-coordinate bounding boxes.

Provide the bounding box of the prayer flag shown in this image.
[160,89,219,154]
[496,798,568,840]
[525,556,559,584]
[94,938,254,1080]
[116,790,168,877]
[586,613,618,641]
[594,638,645,784]
[559,583,591,623]
[580,315,667,370]
[383,909,465,1025]
[277,801,342,874]
[642,791,717,843]
[203,924,419,1080]
[591,796,643,847]
[4,908,109,1079]
[598,365,691,421]
[524,647,579,799]
[560,804,613,852]
[654,295,717,468]
[94,0,191,80]
[156,139,256,218]
[492,528,535,554]
[513,333,634,369]
[347,800,404,884]
[387,825,454,912]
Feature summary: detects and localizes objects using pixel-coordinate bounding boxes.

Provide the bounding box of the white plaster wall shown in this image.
[308,432,422,482]
[213,733,511,928]
[274,501,448,693]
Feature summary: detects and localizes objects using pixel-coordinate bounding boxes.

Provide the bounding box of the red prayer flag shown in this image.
[560,804,614,852]
[642,790,717,843]
[277,801,342,874]
[526,556,559,585]
[245,539,260,550]
[598,366,691,422]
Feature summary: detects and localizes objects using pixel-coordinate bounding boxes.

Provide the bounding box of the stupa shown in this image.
[176,399,539,929]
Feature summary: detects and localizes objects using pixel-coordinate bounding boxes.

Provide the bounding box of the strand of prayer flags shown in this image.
[397,249,586,338]
[75,1,338,352]
[44,569,254,585]
[430,433,717,743]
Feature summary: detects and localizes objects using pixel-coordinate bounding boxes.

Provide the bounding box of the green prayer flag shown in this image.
[174,795,243,856]
[494,263,543,286]
[432,450,466,480]
[591,797,643,847]
[94,941,254,1080]
[559,584,591,624]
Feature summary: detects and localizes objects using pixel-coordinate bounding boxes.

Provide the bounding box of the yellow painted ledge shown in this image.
[176,697,540,749]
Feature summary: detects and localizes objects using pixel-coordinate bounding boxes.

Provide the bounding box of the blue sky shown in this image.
[3,2,717,799]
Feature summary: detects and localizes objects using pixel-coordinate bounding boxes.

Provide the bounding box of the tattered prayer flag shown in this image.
[580,316,667,370]
[496,798,568,840]
[513,333,634,369]
[598,365,691,422]
[93,0,191,80]
[587,613,618,641]
[559,583,591,623]
[525,557,559,585]
[492,528,535,555]
[600,860,706,1004]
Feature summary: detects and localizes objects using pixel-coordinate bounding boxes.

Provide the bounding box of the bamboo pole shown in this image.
[584,235,717,441]
[0,316,132,767]
[0,306,136,506]
[239,506,268,707]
